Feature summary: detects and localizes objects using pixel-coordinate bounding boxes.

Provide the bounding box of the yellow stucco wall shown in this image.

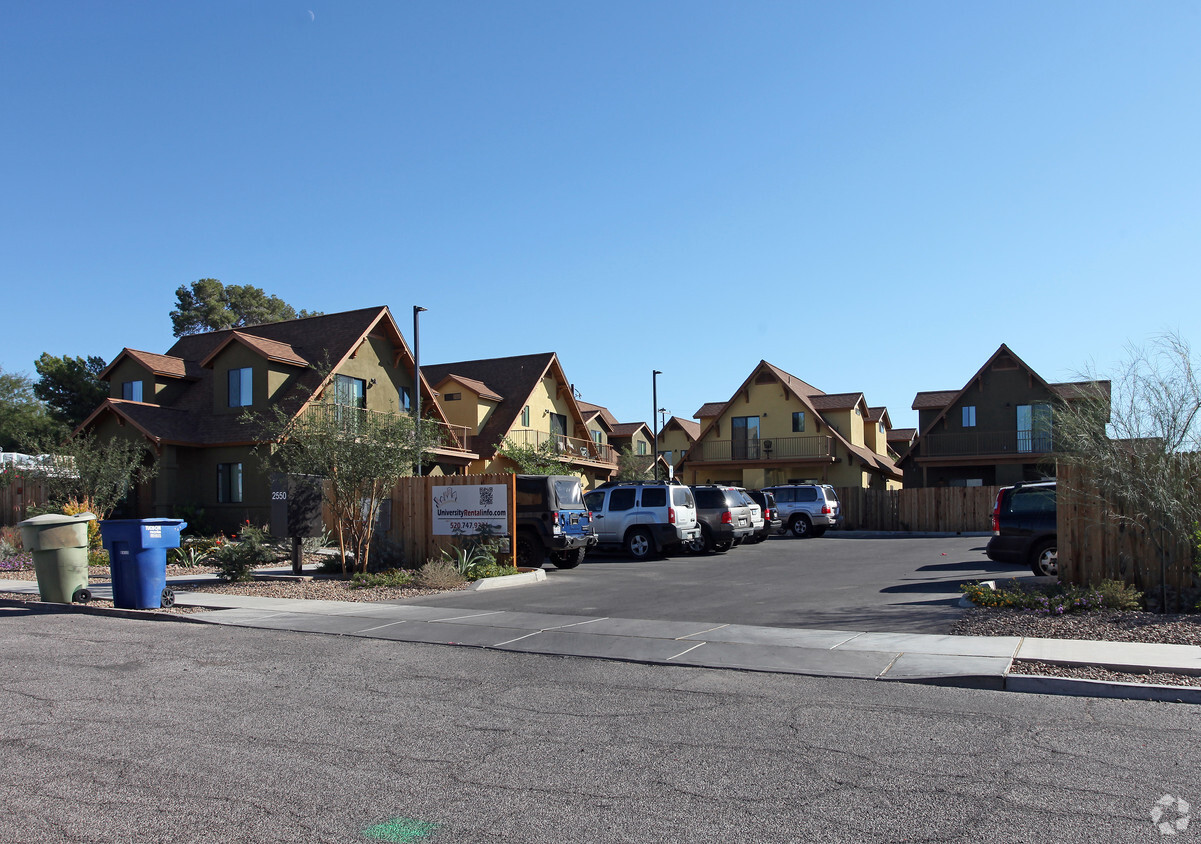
[657,427,693,466]
[509,375,579,440]
[329,335,418,414]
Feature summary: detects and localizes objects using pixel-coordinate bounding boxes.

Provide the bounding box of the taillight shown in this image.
[821,504,831,515]
[721,510,733,524]
[668,507,676,524]
[991,491,1004,533]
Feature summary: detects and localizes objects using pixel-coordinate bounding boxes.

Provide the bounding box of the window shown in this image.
[521,406,530,426]
[1017,403,1052,452]
[228,368,253,407]
[217,463,243,503]
[335,374,367,408]
[962,406,977,427]
[122,381,143,402]
[400,386,412,412]
[672,486,694,507]
[792,412,805,433]
[679,448,687,461]
[732,415,760,459]
[548,412,567,442]
[637,440,647,456]
[444,392,462,401]
[609,488,636,511]
[659,450,672,463]
[592,430,602,444]
[640,487,666,508]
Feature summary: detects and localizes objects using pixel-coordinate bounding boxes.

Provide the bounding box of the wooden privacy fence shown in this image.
[362,474,517,568]
[834,486,1000,533]
[1057,464,1197,607]
[1,477,49,526]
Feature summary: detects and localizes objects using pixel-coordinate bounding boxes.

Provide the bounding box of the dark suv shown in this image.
[745,489,782,541]
[514,475,596,569]
[986,481,1057,576]
[688,485,754,553]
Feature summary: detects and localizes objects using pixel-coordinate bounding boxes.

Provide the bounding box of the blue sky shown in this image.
[3,2,1199,432]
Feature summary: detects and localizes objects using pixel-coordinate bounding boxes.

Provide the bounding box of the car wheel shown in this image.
[516,532,543,568]
[551,547,585,569]
[1030,540,1058,577]
[686,530,708,554]
[713,539,733,552]
[625,528,654,561]
[790,516,812,538]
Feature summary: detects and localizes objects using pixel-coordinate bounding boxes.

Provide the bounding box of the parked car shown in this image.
[733,487,766,543]
[745,489,782,541]
[986,481,1057,576]
[582,480,701,561]
[514,474,597,569]
[761,484,841,538]
[688,485,755,553]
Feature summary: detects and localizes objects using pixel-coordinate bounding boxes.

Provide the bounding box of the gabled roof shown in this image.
[99,349,203,381]
[662,416,701,442]
[1051,380,1112,402]
[578,401,619,429]
[81,307,449,447]
[693,402,727,419]
[912,390,959,411]
[422,352,591,459]
[887,427,917,443]
[810,392,865,412]
[865,406,892,427]
[199,331,309,368]
[610,422,651,439]
[435,374,503,402]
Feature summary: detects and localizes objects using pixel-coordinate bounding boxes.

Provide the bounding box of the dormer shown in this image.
[99,349,200,407]
[200,331,310,413]
[864,407,892,457]
[433,374,503,435]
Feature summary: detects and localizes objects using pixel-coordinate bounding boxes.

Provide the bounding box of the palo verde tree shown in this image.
[249,379,440,575]
[1052,332,1201,609]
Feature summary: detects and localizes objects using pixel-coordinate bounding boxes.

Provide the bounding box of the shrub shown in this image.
[212,524,279,582]
[414,559,467,590]
[0,525,22,558]
[350,569,415,589]
[88,549,109,567]
[961,579,1145,615]
[169,545,211,567]
[62,496,102,551]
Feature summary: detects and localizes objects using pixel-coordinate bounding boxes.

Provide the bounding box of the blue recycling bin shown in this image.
[99,518,187,609]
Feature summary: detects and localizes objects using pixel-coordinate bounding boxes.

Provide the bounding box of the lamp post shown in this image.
[414,306,427,474]
[652,370,662,481]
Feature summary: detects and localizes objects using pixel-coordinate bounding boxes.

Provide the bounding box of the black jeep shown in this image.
[514,475,596,569]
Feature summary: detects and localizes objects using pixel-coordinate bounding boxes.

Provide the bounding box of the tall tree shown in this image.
[0,367,64,451]
[171,278,322,336]
[32,353,108,429]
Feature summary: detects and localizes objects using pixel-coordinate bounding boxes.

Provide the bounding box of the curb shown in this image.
[464,568,547,591]
[1005,672,1201,704]
[0,596,214,625]
[831,531,993,539]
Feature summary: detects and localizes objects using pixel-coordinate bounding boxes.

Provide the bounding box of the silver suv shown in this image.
[583,481,701,561]
[761,484,841,538]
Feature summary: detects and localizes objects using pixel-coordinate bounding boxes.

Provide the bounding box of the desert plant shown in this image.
[62,496,102,550]
[414,559,467,590]
[961,579,1145,614]
[350,569,415,589]
[169,545,210,567]
[212,524,278,582]
[25,430,159,521]
[0,525,21,558]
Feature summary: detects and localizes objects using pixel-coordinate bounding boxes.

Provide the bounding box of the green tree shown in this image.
[615,445,655,482]
[0,367,64,451]
[171,278,322,336]
[495,436,567,474]
[250,393,437,574]
[33,353,108,429]
[26,431,159,521]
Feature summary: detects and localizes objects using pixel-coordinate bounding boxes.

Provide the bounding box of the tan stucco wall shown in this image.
[330,335,418,415]
[510,375,580,440]
[657,427,693,466]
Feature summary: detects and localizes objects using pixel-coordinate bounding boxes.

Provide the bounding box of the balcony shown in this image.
[922,430,1055,458]
[302,404,474,456]
[502,428,617,465]
[689,435,833,462]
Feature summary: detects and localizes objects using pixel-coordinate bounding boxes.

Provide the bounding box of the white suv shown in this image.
[583,481,701,561]
[761,484,841,538]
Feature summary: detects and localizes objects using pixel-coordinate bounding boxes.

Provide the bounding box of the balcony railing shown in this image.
[302,404,472,453]
[923,430,1055,458]
[502,428,617,465]
[690,435,833,462]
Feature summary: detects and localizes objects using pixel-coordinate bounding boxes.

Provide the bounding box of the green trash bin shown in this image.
[18,513,96,604]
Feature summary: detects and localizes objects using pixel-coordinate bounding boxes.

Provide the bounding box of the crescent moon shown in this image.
[308,10,315,21]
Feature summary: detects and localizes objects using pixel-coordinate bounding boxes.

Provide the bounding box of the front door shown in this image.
[732,416,760,460]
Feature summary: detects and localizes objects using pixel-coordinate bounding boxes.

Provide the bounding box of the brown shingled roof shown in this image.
[610,422,650,438]
[199,331,309,368]
[99,349,203,381]
[1051,380,1112,401]
[809,392,864,411]
[912,390,958,411]
[437,374,503,402]
[664,416,701,441]
[578,401,619,428]
[694,402,727,418]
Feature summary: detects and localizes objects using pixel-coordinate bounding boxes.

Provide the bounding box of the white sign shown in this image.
[431,484,509,536]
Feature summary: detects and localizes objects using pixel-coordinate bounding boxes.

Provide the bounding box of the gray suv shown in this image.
[688,485,755,553]
[762,484,841,538]
[583,481,701,561]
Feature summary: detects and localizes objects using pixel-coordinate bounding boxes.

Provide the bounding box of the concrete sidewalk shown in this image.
[4,574,1199,702]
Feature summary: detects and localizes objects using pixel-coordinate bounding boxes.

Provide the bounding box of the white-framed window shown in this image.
[228,368,253,407]
[217,462,243,503]
[122,381,143,402]
[637,440,648,455]
[521,406,530,426]
[592,430,602,444]
[962,406,977,427]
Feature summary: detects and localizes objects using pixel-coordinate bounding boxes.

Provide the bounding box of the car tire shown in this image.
[811,527,827,538]
[551,547,585,569]
[1030,540,1058,577]
[625,528,654,561]
[790,515,812,538]
[713,539,733,552]
[687,530,708,554]
[516,532,543,568]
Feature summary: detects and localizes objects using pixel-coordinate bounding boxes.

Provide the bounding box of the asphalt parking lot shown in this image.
[402,533,1036,634]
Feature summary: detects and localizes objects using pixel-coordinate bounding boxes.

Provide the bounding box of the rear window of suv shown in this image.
[554,480,583,509]
[797,488,817,502]
[672,487,694,507]
[1006,487,1055,515]
[693,488,726,508]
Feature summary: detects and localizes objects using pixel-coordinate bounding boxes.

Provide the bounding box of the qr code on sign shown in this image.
[479,487,494,506]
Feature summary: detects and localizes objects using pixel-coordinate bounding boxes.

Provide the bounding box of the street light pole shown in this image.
[414,306,427,474]
[653,370,662,481]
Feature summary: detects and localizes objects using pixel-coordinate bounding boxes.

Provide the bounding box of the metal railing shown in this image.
[690,435,833,462]
[923,430,1055,457]
[502,428,617,464]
